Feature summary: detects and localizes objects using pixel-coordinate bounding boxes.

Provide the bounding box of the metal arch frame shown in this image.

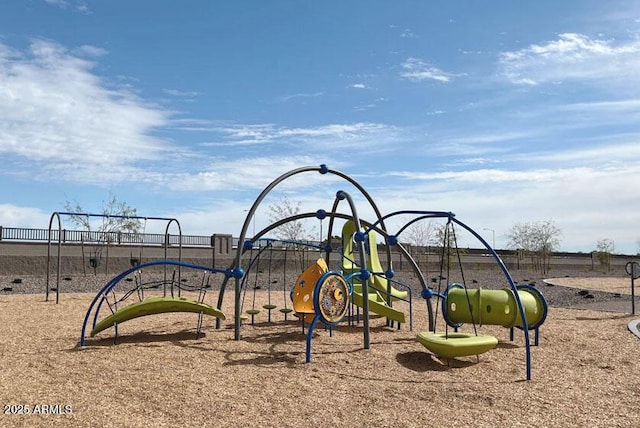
[334,190,372,348]
[216,209,429,324]
[79,259,230,347]
[379,209,535,381]
[46,211,182,304]
[216,221,329,322]
[229,164,393,341]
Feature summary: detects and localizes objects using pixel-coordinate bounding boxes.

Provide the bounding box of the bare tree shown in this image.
[594,238,614,272]
[402,219,437,270]
[433,222,468,273]
[65,192,142,272]
[266,196,317,269]
[506,219,562,274]
[267,196,315,243]
[404,219,436,247]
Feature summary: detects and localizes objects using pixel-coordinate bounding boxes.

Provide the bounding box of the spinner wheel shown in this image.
[314,272,350,324]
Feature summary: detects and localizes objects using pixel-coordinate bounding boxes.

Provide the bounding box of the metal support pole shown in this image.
[627,261,639,315]
[337,190,370,349]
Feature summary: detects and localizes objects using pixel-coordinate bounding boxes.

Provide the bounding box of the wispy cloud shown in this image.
[387,167,583,184]
[163,88,200,98]
[445,131,538,146]
[389,24,417,39]
[277,91,324,102]
[44,0,67,7]
[44,0,91,14]
[350,83,367,89]
[499,33,640,86]
[0,40,172,179]
[352,103,377,112]
[162,155,344,192]
[0,204,49,228]
[517,141,640,167]
[375,160,639,252]
[558,99,640,113]
[400,57,456,83]
[400,29,417,39]
[74,45,107,57]
[199,122,401,150]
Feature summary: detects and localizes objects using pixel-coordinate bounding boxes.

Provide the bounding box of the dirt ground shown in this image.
[1,275,639,427]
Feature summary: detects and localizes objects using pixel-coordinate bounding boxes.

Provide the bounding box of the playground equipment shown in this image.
[416,332,498,358]
[240,240,270,324]
[303,270,351,362]
[290,257,352,362]
[90,296,225,337]
[47,211,182,304]
[238,238,320,324]
[341,220,409,326]
[219,165,547,378]
[279,247,295,320]
[407,218,548,376]
[80,260,229,346]
[77,164,546,380]
[417,283,548,358]
[442,284,547,332]
[291,258,329,325]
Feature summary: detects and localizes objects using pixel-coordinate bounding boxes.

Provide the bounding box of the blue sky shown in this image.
[1,1,639,254]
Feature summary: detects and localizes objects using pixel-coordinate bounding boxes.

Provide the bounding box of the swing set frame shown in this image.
[46,211,182,304]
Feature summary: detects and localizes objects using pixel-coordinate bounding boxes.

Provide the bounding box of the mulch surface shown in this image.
[1,269,639,427]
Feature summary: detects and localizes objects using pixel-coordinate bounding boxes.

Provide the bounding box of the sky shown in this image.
[0,1,639,254]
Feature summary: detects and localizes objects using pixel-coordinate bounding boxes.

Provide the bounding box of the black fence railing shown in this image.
[0,226,211,247]
[2,226,634,258]
[0,226,328,250]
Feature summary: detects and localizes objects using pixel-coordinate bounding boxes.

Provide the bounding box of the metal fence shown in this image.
[0,226,631,259]
[0,226,330,251]
[0,226,211,247]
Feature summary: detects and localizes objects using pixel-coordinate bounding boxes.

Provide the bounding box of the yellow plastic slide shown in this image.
[341,221,407,323]
[350,283,406,324]
[341,220,409,302]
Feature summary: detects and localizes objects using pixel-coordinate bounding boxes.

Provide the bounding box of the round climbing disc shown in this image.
[314,272,349,324]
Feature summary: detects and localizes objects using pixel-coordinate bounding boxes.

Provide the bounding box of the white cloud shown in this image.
[278,123,389,139]
[387,167,572,185]
[500,33,640,86]
[163,88,200,97]
[199,122,401,151]
[0,40,172,177]
[379,160,640,253]
[352,103,377,112]
[558,98,640,113]
[400,57,456,83]
[75,45,107,57]
[277,92,324,102]
[350,83,367,89]
[0,204,49,228]
[44,0,91,13]
[162,156,344,192]
[520,141,640,167]
[400,29,417,39]
[44,0,68,7]
[446,131,538,146]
